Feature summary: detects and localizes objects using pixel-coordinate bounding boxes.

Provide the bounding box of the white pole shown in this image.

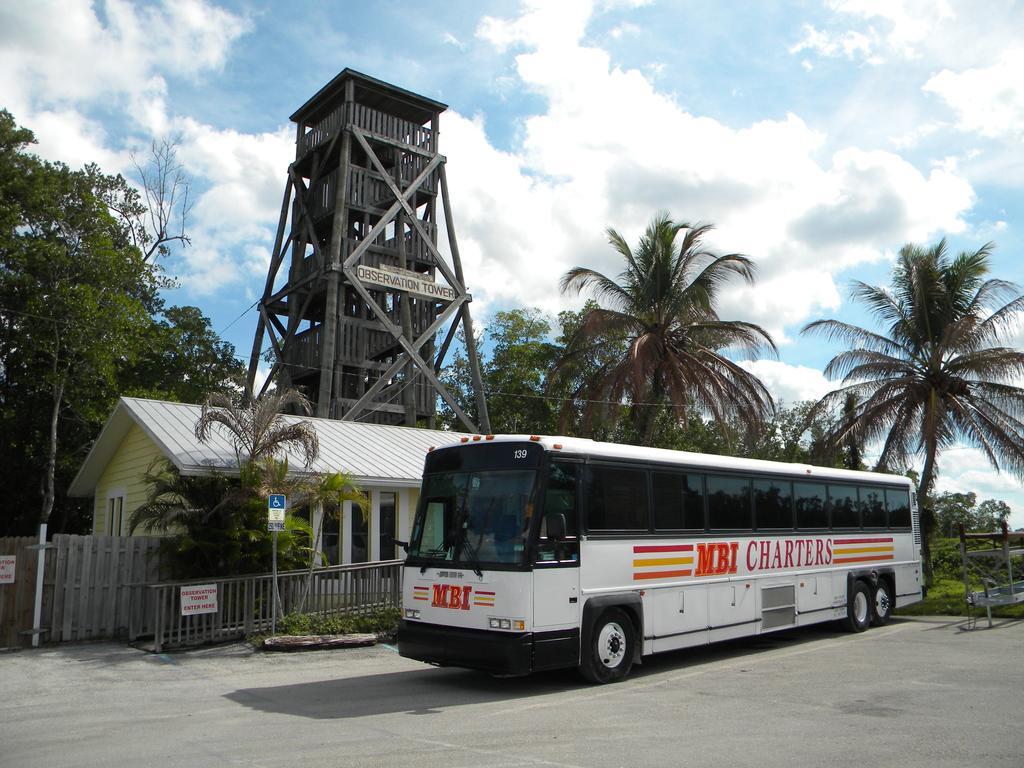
[31,523,47,648]
[272,530,278,636]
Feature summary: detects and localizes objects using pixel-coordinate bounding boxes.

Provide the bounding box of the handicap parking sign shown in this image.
[267,494,287,531]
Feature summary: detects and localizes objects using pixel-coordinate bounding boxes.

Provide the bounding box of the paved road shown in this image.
[1,616,1021,768]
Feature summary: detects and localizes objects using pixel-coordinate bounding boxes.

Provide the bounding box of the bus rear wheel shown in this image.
[843,580,871,633]
[580,608,634,684]
[871,579,893,626]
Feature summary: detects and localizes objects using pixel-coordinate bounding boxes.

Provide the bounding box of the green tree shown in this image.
[803,239,1024,582]
[482,309,560,433]
[0,111,157,530]
[557,212,776,445]
[123,305,245,403]
[929,492,1010,538]
[931,491,978,538]
[0,111,245,536]
[438,309,562,434]
[975,498,1012,531]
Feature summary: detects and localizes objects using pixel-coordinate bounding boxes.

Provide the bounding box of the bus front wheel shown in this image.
[843,580,871,633]
[580,608,634,684]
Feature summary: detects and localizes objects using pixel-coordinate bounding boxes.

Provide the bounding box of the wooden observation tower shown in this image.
[245,69,490,432]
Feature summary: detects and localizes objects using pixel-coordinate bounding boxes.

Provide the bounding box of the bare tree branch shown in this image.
[131,135,193,262]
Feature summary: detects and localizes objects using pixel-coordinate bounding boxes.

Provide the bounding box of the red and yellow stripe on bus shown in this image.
[632,544,694,581]
[473,590,496,607]
[832,537,894,565]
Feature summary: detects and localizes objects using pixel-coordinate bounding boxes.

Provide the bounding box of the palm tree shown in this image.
[127,460,315,577]
[556,212,777,444]
[134,390,365,577]
[802,239,1024,580]
[195,388,319,469]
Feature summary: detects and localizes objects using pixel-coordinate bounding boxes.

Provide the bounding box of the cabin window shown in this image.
[106,494,124,536]
[379,492,397,560]
[351,492,369,563]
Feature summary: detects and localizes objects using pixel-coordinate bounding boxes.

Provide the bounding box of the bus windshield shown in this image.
[409,469,537,567]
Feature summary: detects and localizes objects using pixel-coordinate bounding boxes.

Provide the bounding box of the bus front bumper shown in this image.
[398,620,534,676]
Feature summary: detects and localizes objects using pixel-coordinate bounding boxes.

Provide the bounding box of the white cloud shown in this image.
[0,0,250,169]
[477,1,591,54]
[0,0,269,295]
[832,0,955,58]
[442,32,466,50]
[933,446,1024,529]
[608,22,641,39]
[737,360,833,405]
[923,48,1024,140]
[447,2,975,340]
[171,118,294,294]
[789,24,875,61]
[888,121,944,149]
[790,0,956,63]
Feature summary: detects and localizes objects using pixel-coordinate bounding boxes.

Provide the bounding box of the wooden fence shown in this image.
[140,560,403,652]
[0,537,37,648]
[2,535,402,652]
[0,535,163,648]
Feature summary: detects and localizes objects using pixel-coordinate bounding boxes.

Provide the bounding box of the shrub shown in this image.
[275,607,401,637]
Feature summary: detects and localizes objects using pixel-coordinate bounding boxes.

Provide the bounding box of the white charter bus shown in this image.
[398,435,922,683]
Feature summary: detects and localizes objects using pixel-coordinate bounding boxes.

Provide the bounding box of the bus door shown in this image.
[532,461,581,630]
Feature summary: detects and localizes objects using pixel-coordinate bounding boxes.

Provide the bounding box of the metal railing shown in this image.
[133,560,403,652]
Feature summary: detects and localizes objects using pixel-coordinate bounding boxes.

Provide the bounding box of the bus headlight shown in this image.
[488,617,525,631]
[405,608,421,620]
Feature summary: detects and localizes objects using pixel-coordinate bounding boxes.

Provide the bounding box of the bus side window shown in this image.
[829,485,859,528]
[586,465,650,530]
[886,488,911,528]
[538,462,579,561]
[860,486,887,528]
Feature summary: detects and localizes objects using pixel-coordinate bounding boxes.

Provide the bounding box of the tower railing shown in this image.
[307,166,438,223]
[298,103,435,160]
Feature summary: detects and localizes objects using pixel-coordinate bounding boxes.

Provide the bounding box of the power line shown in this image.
[216,299,259,337]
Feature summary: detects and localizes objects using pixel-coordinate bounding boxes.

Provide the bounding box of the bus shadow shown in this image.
[225,622,860,720]
[225,664,584,720]
[626,620,858,679]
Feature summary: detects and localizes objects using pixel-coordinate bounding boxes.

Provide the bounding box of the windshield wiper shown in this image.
[418,543,448,573]
[454,520,484,578]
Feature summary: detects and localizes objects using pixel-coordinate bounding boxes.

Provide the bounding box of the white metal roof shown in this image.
[68,396,470,496]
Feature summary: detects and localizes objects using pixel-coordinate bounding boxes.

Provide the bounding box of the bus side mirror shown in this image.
[544,512,567,540]
[383,534,410,553]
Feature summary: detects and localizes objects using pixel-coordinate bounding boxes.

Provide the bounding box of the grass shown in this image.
[895,537,1024,621]
[895,577,1024,619]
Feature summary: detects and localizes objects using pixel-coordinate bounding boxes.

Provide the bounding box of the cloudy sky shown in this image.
[3,0,1023,523]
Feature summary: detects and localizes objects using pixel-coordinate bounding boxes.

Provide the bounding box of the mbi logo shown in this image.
[431,584,473,610]
[695,542,739,577]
